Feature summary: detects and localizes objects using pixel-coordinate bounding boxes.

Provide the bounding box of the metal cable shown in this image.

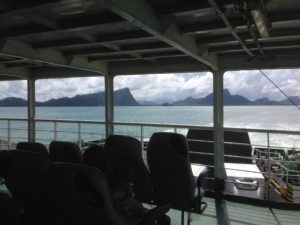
[258,69,300,111]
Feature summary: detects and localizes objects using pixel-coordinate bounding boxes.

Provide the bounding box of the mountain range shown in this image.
[0,88,140,107]
[0,88,299,106]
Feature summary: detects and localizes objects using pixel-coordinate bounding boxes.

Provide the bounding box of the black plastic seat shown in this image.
[47,162,170,225]
[0,150,23,225]
[82,145,112,176]
[0,189,23,225]
[147,132,208,225]
[186,129,252,191]
[1,150,51,225]
[186,129,252,164]
[105,135,151,203]
[16,142,49,158]
[49,141,82,163]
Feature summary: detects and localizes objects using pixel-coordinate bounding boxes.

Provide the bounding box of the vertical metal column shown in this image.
[105,75,114,137]
[27,78,36,142]
[213,70,225,197]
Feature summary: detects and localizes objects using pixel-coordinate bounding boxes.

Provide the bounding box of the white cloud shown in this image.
[1,69,300,102]
[0,80,27,99]
[225,69,300,101]
[35,77,105,101]
[115,72,213,102]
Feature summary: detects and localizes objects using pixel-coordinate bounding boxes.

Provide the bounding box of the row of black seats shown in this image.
[0,132,208,225]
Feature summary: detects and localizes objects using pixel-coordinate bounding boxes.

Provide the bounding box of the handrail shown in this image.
[1,117,300,202]
[1,117,300,135]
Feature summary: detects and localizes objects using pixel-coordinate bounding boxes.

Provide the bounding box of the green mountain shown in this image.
[171,89,300,106]
[0,88,140,107]
[0,88,299,107]
[172,89,252,106]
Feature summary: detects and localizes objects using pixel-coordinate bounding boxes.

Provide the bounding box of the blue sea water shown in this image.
[0,106,300,148]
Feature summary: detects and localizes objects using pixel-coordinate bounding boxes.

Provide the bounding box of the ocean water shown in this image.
[0,106,300,148]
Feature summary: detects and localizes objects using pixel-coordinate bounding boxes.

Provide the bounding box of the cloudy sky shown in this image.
[0,69,300,103]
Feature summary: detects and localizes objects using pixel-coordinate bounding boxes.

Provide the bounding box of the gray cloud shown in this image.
[1,69,300,102]
[0,80,27,99]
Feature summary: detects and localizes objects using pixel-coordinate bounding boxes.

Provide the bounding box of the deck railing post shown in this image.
[140,125,144,151]
[78,122,82,147]
[7,120,11,149]
[267,132,271,201]
[27,78,36,142]
[105,74,114,137]
[54,122,57,140]
[213,70,225,198]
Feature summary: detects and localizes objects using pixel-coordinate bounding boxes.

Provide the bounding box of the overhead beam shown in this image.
[109,57,209,75]
[32,31,153,49]
[31,67,103,79]
[209,40,300,54]
[0,40,107,75]
[0,14,128,39]
[183,10,300,35]
[197,28,300,47]
[182,19,246,35]
[0,0,10,12]
[208,0,254,57]
[157,0,233,15]
[219,53,300,70]
[0,64,30,79]
[21,13,59,30]
[88,51,185,62]
[0,0,87,19]
[97,0,218,70]
[65,43,174,57]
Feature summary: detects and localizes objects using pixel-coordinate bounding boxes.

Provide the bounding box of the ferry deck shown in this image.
[1,0,300,224]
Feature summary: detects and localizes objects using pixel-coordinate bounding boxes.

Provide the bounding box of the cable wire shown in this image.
[258,69,300,111]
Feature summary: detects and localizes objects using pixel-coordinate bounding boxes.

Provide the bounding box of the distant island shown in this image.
[0,88,299,107]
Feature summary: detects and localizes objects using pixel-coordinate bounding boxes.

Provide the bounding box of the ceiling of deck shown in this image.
[1,0,300,80]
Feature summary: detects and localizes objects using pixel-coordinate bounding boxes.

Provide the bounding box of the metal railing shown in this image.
[1,117,300,203]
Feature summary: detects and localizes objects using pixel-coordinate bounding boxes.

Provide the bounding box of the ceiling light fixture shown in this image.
[247,0,270,38]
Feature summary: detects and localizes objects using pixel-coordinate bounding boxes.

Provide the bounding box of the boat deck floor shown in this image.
[1,184,299,225]
[165,197,300,225]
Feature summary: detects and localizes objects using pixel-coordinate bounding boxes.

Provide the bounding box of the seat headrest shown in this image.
[16,142,49,158]
[149,132,189,156]
[0,150,10,178]
[82,145,112,175]
[105,135,141,163]
[49,141,82,163]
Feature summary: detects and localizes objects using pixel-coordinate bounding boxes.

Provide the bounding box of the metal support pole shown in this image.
[105,75,114,137]
[27,79,36,142]
[213,70,225,198]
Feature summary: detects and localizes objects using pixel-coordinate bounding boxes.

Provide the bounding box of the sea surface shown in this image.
[0,106,300,148]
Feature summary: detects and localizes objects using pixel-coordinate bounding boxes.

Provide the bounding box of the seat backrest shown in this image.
[105,135,151,203]
[0,189,23,225]
[2,150,51,225]
[186,129,214,166]
[186,129,252,164]
[47,163,126,225]
[49,141,82,163]
[147,132,195,210]
[16,142,49,158]
[186,129,215,190]
[0,150,10,178]
[82,145,112,176]
[224,131,252,163]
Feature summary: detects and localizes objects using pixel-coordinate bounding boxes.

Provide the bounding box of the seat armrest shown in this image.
[141,204,171,225]
[196,167,209,189]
